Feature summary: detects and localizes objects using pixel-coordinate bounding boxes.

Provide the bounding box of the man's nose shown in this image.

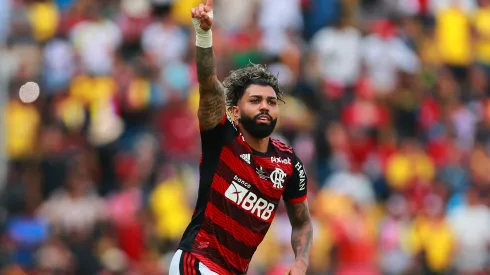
[259,100,269,112]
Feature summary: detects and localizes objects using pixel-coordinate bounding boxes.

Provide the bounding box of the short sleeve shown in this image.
[283,153,308,203]
[200,112,238,150]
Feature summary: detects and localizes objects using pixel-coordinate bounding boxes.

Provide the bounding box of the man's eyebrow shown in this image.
[249,95,278,100]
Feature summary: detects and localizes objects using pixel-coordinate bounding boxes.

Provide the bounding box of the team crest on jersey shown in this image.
[270,167,286,189]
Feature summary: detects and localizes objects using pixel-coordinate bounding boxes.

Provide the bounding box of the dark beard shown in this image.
[239,113,277,139]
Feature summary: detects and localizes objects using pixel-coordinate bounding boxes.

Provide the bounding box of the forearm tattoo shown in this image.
[196,46,226,130]
[286,201,313,265]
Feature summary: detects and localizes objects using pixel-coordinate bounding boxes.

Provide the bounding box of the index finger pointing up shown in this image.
[206,0,213,8]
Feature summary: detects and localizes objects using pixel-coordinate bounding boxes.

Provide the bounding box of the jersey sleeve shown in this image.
[283,153,308,204]
[200,112,238,149]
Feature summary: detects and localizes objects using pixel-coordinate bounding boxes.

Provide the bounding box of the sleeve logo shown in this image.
[294,162,306,191]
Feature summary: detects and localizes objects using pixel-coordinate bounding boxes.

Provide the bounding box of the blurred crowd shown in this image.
[2,0,490,274]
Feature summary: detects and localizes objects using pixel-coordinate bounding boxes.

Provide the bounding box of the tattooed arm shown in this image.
[191,0,226,131]
[196,47,226,130]
[285,200,313,274]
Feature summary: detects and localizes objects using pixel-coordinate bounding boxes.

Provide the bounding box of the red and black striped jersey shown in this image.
[178,113,308,275]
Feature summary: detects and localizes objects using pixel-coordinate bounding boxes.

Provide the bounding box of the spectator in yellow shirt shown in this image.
[409,194,455,274]
[4,98,40,160]
[149,165,192,249]
[27,0,59,42]
[472,0,490,70]
[385,138,436,191]
[436,0,473,83]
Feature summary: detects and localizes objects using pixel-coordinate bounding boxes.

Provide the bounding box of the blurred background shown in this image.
[1,0,490,274]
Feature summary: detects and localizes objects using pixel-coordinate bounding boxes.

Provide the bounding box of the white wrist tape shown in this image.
[192,11,213,48]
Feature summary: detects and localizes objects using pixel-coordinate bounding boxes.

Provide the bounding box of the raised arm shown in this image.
[285,200,313,275]
[191,0,226,131]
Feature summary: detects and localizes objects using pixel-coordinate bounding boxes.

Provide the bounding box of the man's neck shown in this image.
[239,126,270,153]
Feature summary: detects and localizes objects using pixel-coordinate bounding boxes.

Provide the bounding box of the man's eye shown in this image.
[268,101,277,105]
[251,99,259,103]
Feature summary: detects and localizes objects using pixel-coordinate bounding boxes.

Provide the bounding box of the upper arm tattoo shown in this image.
[285,200,311,227]
[196,46,226,130]
[285,200,313,264]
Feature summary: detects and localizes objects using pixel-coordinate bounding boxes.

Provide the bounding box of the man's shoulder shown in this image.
[200,112,238,147]
[270,138,294,154]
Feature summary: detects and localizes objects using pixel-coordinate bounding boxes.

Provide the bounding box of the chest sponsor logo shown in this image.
[271,156,291,165]
[270,167,286,189]
[233,175,251,189]
[294,162,306,191]
[225,180,275,221]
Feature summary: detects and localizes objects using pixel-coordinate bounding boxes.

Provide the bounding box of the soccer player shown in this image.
[168,1,313,274]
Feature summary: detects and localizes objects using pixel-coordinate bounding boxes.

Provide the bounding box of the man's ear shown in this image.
[231,106,240,121]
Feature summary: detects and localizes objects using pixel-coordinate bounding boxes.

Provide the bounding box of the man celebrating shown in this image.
[169,1,313,274]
